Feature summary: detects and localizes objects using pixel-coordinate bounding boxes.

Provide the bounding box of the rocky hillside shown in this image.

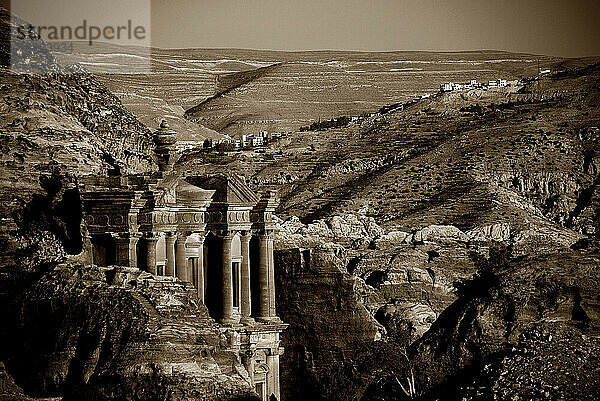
[272,214,600,401]
[2,264,258,401]
[0,7,159,276]
[0,6,157,288]
[185,59,600,241]
[2,5,600,399]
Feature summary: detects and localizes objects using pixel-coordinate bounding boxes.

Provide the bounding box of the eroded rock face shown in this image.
[273,209,599,400]
[409,250,600,400]
[275,213,384,249]
[275,247,381,401]
[0,264,258,401]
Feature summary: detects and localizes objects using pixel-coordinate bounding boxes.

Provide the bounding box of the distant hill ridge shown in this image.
[185,62,282,118]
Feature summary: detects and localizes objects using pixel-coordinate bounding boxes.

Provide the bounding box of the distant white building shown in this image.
[251,136,264,146]
[440,82,454,92]
[440,77,510,92]
[176,141,204,153]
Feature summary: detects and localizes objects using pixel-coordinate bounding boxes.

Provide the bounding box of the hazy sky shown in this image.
[150,0,600,57]
[2,0,599,57]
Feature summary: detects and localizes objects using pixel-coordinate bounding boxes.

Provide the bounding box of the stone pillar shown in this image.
[257,232,271,321]
[242,350,255,386]
[145,234,159,275]
[221,232,236,324]
[196,234,206,303]
[165,232,176,277]
[83,234,94,266]
[175,232,189,282]
[267,351,280,401]
[267,235,277,318]
[240,232,254,325]
[114,234,138,268]
[129,234,140,268]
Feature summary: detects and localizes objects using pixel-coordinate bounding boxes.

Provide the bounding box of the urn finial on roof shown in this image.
[153,118,177,172]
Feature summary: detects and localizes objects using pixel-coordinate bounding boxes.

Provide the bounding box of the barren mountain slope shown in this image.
[185,51,558,138]
[53,43,227,142]
[184,59,600,244]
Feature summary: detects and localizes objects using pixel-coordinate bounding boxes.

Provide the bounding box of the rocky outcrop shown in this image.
[1,6,157,279]
[275,214,383,249]
[275,247,382,401]
[407,249,600,400]
[273,208,597,400]
[0,264,258,401]
[1,7,155,174]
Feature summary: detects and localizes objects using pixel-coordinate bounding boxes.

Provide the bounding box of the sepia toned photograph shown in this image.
[0,1,599,400]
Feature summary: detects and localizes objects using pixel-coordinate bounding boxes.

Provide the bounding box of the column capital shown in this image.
[186,233,206,247]
[218,230,236,240]
[256,231,272,239]
[255,229,274,239]
[192,230,208,241]
[112,232,141,240]
[266,347,284,356]
[177,230,192,239]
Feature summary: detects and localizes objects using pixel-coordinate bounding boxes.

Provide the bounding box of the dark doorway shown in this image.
[250,235,260,317]
[204,233,223,320]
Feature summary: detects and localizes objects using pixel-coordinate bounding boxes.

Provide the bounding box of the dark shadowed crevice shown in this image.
[365,270,387,288]
[14,174,84,255]
[426,250,440,262]
[53,186,83,255]
[571,288,591,324]
[346,256,362,274]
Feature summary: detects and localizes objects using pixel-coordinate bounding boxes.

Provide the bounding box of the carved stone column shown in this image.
[257,232,271,321]
[129,234,141,268]
[165,232,176,277]
[196,234,206,303]
[175,232,189,282]
[145,234,159,275]
[267,235,277,318]
[114,233,138,268]
[221,232,236,324]
[240,232,254,325]
[266,350,280,401]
